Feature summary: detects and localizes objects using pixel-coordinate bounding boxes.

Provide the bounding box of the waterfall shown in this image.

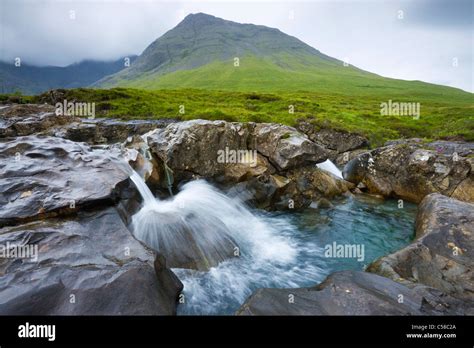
[129,170,157,205]
[129,170,297,271]
[127,169,333,315]
[316,159,343,179]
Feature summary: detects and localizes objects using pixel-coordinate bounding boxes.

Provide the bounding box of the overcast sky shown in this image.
[1,0,472,92]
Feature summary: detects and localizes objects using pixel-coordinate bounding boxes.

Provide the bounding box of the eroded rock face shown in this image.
[297,121,369,155]
[0,103,174,145]
[335,149,368,168]
[269,166,354,210]
[0,208,182,315]
[58,118,173,144]
[368,193,474,301]
[146,120,349,210]
[253,123,328,171]
[0,104,78,138]
[147,120,329,182]
[0,136,130,226]
[342,140,473,203]
[147,119,255,183]
[236,270,471,315]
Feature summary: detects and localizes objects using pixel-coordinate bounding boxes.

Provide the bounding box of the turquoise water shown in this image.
[173,194,417,315]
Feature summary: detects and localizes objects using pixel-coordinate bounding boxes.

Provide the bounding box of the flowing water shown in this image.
[316,159,343,179]
[129,166,417,315]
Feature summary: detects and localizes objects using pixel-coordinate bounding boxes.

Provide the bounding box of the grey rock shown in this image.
[0,104,78,138]
[253,123,328,170]
[0,207,182,315]
[236,270,472,315]
[297,121,369,153]
[0,136,130,226]
[342,142,473,203]
[368,193,474,301]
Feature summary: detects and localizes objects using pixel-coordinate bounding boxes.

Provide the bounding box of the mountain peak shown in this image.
[182,12,218,20]
[179,12,224,26]
[98,13,338,86]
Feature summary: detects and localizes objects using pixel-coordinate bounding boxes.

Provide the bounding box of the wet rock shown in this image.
[146,120,342,210]
[342,141,473,203]
[0,207,182,315]
[236,270,472,315]
[59,118,173,144]
[253,123,328,170]
[0,136,130,226]
[123,136,161,187]
[271,166,353,210]
[228,167,352,211]
[368,193,474,301]
[147,120,329,185]
[147,120,255,184]
[0,104,78,138]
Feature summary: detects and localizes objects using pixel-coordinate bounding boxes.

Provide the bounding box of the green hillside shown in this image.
[103,53,472,102]
[97,13,471,105]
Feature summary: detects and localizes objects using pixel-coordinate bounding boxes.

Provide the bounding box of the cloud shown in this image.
[404,0,473,29]
[0,0,472,91]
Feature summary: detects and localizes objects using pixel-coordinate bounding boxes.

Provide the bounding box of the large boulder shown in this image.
[0,136,130,226]
[146,120,344,210]
[270,166,354,210]
[368,193,474,301]
[147,120,329,184]
[253,123,328,171]
[0,207,182,315]
[236,270,471,315]
[147,120,255,184]
[342,140,473,203]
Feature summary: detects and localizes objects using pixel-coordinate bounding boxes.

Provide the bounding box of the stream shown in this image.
[130,165,417,315]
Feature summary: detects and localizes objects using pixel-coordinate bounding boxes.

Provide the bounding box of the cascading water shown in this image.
[316,159,343,179]
[129,171,299,271]
[129,169,417,315]
[130,171,156,205]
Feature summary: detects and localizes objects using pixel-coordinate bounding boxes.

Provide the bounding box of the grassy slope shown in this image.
[105,54,471,100]
[3,54,472,146]
[7,84,469,147]
[90,54,474,146]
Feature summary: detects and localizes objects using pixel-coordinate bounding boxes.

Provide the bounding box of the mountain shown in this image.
[0,56,137,95]
[97,13,470,99]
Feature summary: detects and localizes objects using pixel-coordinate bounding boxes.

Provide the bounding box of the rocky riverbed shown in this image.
[0,103,472,315]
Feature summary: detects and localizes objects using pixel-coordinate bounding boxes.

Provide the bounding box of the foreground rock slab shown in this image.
[236,271,472,315]
[0,136,130,226]
[368,193,474,301]
[0,207,182,315]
